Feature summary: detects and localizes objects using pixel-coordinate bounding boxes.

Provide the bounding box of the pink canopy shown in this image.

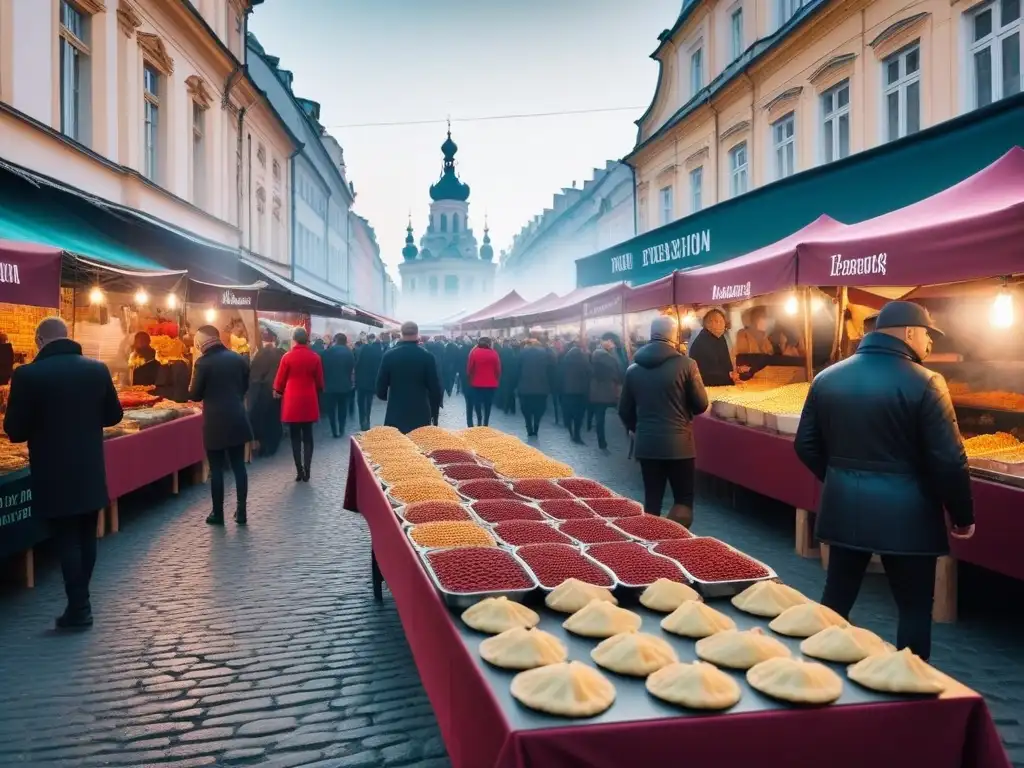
[463,292,559,330]
[797,147,1024,287]
[625,273,675,313]
[673,215,847,306]
[447,290,526,329]
[0,239,63,309]
[523,283,629,326]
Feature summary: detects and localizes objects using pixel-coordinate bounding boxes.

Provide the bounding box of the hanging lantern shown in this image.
[204,307,217,323]
[991,290,1014,329]
[165,293,178,310]
[88,286,105,305]
[784,294,799,316]
[134,288,149,306]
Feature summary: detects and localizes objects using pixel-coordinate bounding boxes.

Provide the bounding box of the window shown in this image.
[440,213,448,232]
[821,80,850,163]
[969,0,1021,108]
[882,44,921,141]
[729,142,749,197]
[257,143,266,168]
[690,47,704,95]
[59,1,89,143]
[444,275,459,294]
[143,65,160,182]
[777,0,807,27]
[452,213,460,233]
[772,113,796,179]
[191,103,205,205]
[730,7,744,61]
[256,187,266,255]
[689,167,703,213]
[429,276,438,295]
[272,160,281,182]
[659,185,674,224]
[409,278,417,292]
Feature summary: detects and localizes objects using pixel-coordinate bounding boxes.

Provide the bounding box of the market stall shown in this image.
[343,427,1008,768]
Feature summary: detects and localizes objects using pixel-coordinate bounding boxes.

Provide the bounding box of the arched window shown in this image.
[452,213,460,232]
[440,213,448,232]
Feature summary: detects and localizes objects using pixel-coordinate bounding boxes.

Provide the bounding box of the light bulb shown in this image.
[88,286,105,305]
[204,308,217,323]
[165,293,178,310]
[784,294,799,316]
[811,296,824,313]
[134,288,149,305]
[991,291,1014,329]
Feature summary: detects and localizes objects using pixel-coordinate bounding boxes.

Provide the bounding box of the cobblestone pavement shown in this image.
[0,393,1021,767]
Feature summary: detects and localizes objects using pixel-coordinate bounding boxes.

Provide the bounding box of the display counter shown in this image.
[344,440,1009,768]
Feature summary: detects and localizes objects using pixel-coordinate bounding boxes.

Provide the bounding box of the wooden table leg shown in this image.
[820,542,830,570]
[171,470,180,495]
[795,508,820,558]
[933,556,957,623]
[107,500,119,534]
[371,549,384,602]
[197,458,210,484]
[96,507,106,538]
[20,548,34,588]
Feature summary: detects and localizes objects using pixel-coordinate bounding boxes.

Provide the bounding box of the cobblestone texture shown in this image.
[0,395,1021,766]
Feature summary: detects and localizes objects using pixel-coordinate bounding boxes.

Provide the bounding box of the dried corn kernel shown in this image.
[389,478,463,504]
[409,520,496,549]
[377,463,443,484]
[493,458,574,479]
[964,432,1020,457]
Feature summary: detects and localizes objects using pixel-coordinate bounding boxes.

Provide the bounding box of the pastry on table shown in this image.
[646,660,742,710]
[462,596,540,634]
[545,578,617,614]
[800,625,893,663]
[847,648,945,694]
[591,632,678,677]
[479,627,568,670]
[768,602,848,638]
[747,657,843,705]
[510,661,616,717]
[731,581,809,618]
[695,628,791,670]
[639,578,701,613]
[660,600,736,638]
[563,599,642,638]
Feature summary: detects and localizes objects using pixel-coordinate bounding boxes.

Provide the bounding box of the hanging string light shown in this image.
[784,294,799,316]
[88,286,105,305]
[204,307,217,323]
[990,289,1014,329]
[134,288,149,306]
[165,294,178,310]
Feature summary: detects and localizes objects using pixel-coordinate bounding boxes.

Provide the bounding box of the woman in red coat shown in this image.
[273,327,324,482]
[466,337,501,427]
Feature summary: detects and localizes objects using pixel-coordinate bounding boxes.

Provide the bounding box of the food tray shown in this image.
[969,463,1024,488]
[405,522,497,552]
[581,543,690,592]
[711,400,737,420]
[774,413,801,435]
[554,519,646,546]
[386,487,471,509]
[394,503,483,527]
[510,544,619,592]
[456,479,531,503]
[488,520,578,548]
[418,546,539,609]
[648,538,778,599]
[743,406,766,428]
[468,499,548,524]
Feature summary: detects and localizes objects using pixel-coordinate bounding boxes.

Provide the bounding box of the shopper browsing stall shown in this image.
[249,331,285,456]
[274,327,324,482]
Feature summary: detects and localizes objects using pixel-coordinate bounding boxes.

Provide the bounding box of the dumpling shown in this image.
[646,661,742,710]
[768,603,848,638]
[545,578,617,614]
[847,648,945,694]
[731,581,809,618]
[639,578,701,613]
[462,596,540,634]
[800,625,893,663]
[660,601,736,638]
[591,632,678,676]
[510,661,616,717]
[747,657,843,705]
[563,599,642,638]
[479,627,568,670]
[695,628,791,670]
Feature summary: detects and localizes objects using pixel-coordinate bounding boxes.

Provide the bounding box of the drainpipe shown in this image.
[345,209,351,304]
[247,133,253,251]
[628,163,638,239]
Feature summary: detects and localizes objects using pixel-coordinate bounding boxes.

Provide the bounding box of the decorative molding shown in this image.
[656,163,678,183]
[185,75,214,109]
[72,0,106,14]
[116,1,142,37]
[764,86,803,113]
[719,119,751,143]
[870,13,929,60]
[809,53,856,90]
[684,146,709,170]
[766,86,802,124]
[137,32,174,75]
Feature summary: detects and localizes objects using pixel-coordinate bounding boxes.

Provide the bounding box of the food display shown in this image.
[612,515,692,542]
[538,499,599,520]
[731,581,809,618]
[639,578,701,613]
[509,479,574,500]
[425,547,535,594]
[769,603,848,638]
[510,661,616,718]
[378,463,444,485]
[800,625,892,663]
[462,596,540,634]
[847,649,945,694]
[563,599,643,638]
[480,627,568,670]
[458,479,526,501]
[557,478,616,499]
[584,498,645,518]
[660,601,736,639]
[585,542,688,587]
[0,439,28,474]
[409,425,469,452]
[746,657,843,705]
[591,632,678,677]
[471,500,546,523]
[544,578,617,614]
[515,544,616,590]
[399,501,474,525]
[492,521,577,547]
[388,478,463,504]
[951,387,1024,412]
[963,431,1020,457]
[117,389,160,409]
[557,518,633,544]
[694,628,791,670]
[408,521,496,549]
[646,661,742,710]
[493,456,574,479]
[122,408,179,429]
[653,538,772,583]
[429,448,478,465]
[442,463,499,481]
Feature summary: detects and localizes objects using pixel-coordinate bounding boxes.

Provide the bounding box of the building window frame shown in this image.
[728,142,749,198]
[191,101,206,206]
[966,0,1022,109]
[772,112,796,180]
[730,5,744,61]
[59,0,90,144]
[882,42,922,142]
[659,185,674,225]
[142,64,161,182]
[690,44,704,96]
[777,0,807,29]
[820,79,851,164]
[689,167,703,213]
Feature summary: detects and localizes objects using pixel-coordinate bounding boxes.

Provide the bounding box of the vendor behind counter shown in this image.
[688,308,737,386]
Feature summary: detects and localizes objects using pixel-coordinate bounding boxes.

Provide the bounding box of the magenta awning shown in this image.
[523,283,629,326]
[625,273,675,313]
[673,215,846,306]
[448,290,526,328]
[797,147,1024,287]
[463,292,559,330]
[0,239,62,309]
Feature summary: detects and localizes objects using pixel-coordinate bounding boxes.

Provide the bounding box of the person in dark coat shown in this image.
[687,308,737,386]
[248,331,285,456]
[322,333,355,438]
[130,346,160,386]
[515,339,555,437]
[4,318,122,629]
[189,325,252,526]
[589,334,623,450]
[558,338,590,443]
[354,333,384,431]
[619,315,708,526]
[795,301,975,660]
[443,339,460,397]
[376,321,443,434]
[0,331,14,384]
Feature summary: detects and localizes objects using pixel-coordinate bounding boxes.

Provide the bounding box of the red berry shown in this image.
[401,501,472,524]
[426,547,534,593]
[558,519,632,544]
[493,520,575,546]
[509,479,574,500]
[556,478,615,499]
[538,500,599,521]
[586,542,687,586]
[612,515,693,542]
[442,463,498,481]
[458,479,526,501]
[585,498,645,518]
[516,544,615,589]
[653,538,770,582]
[471,500,546,523]
[429,449,478,465]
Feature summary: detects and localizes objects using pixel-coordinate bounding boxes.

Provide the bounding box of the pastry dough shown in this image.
[847,648,945,694]
[646,661,742,710]
[479,627,568,670]
[800,625,892,663]
[768,603,848,638]
[695,628,791,670]
[563,600,642,638]
[639,578,701,613]
[660,600,736,638]
[591,632,678,677]
[747,657,843,705]
[510,661,616,717]
[462,596,540,634]
[545,578,617,614]
[731,581,809,618]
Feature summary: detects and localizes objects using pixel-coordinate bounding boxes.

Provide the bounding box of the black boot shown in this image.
[206,511,225,525]
[56,607,93,630]
[234,508,247,525]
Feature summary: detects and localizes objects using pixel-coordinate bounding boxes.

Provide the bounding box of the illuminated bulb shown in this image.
[134,288,149,305]
[991,291,1014,329]
[88,286,105,305]
[683,311,698,328]
[204,308,217,323]
[165,293,178,310]
[811,296,825,313]
[784,294,799,316]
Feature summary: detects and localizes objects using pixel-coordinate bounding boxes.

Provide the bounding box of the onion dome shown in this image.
[480,217,494,262]
[402,217,418,261]
[429,129,471,202]
[420,247,433,259]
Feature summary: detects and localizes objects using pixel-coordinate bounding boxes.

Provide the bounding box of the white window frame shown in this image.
[730,6,744,61]
[59,0,89,143]
[882,43,922,142]
[772,112,796,179]
[689,167,703,213]
[191,102,206,206]
[690,46,704,96]
[143,64,160,182]
[777,0,807,29]
[820,79,851,164]
[659,185,674,225]
[729,142,749,197]
[967,0,1022,109]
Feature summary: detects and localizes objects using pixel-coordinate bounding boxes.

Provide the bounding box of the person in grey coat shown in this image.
[322,333,355,437]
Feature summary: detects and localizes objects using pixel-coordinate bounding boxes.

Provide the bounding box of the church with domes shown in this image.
[398,128,495,325]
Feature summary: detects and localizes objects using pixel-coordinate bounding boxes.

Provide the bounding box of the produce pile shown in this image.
[426,547,535,593]
[516,544,615,589]
[949,384,1024,412]
[586,542,689,587]
[654,538,771,582]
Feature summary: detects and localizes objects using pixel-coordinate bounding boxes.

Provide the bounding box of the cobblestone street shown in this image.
[1,396,1022,767]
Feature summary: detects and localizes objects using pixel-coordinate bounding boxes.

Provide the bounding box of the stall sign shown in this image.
[0,469,45,559]
[219,289,256,308]
[584,294,624,319]
[0,244,62,309]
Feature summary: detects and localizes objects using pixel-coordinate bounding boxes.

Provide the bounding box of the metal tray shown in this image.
[385,485,472,509]
[393,502,484,527]
[646,537,779,599]
[455,479,533,504]
[488,519,577,549]
[510,544,619,592]
[417,546,539,609]
[580,543,690,593]
[465,499,550,525]
[561,519,648,546]
[405,521,499,553]
[969,464,1024,489]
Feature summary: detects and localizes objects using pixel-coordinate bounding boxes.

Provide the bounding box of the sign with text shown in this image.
[0,241,62,309]
[0,469,46,559]
[189,283,260,310]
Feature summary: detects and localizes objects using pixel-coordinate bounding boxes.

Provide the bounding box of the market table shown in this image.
[344,440,1010,768]
[951,478,1024,582]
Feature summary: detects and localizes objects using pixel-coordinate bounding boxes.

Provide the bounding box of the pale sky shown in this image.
[249,0,680,279]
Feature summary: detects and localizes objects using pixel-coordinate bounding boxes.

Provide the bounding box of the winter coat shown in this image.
[467,346,502,389]
[516,345,556,396]
[687,330,734,386]
[322,345,355,394]
[354,341,384,392]
[375,341,443,433]
[273,344,324,424]
[189,342,253,451]
[589,347,622,405]
[559,346,590,396]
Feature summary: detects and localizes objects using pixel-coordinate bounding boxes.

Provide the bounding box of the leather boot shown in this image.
[234,507,247,525]
[667,504,694,529]
[206,511,225,526]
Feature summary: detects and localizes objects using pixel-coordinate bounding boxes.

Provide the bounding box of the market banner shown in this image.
[583,292,623,319]
[0,240,62,309]
[188,281,260,310]
[0,468,46,559]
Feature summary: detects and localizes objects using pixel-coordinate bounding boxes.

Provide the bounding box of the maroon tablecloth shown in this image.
[952,479,1024,582]
[103,414,205,500]
[344,440,1010,768]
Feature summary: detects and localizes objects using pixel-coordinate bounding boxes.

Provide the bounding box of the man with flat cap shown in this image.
[795,300,975,660]
[375,321,442,434]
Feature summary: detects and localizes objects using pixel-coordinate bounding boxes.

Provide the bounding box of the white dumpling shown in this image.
[563,599,642,638]
[545,578,617,614]
[510,661,616,717]
[847,648,946,694]
[646,660,742,710]
[591,632,678,677]
[462,596,540,634]
[800,625,892,663]
[639,578,701,613]
[660,601,736,638]
[731,581,809,618]
[695,627,791,670]
[479,627,567,670]
[768,602,847,638]
[747,657,843,705]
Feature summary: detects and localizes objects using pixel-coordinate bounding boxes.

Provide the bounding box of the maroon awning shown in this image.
[625,273,675,313]
[447,290,526,328]
[463,292,559,330]
[0,239,62,309]
[518,283,628,327]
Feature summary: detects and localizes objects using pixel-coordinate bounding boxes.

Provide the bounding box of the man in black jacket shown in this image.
[589,334,623,451]
[558,338,590,444]
[322,333,355,438]
[4,318,122,629]
[618,315,708,526]
[515,339,556,438]
[376,322,443,434]
[354,334,383,430]
[795,301,975,660]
